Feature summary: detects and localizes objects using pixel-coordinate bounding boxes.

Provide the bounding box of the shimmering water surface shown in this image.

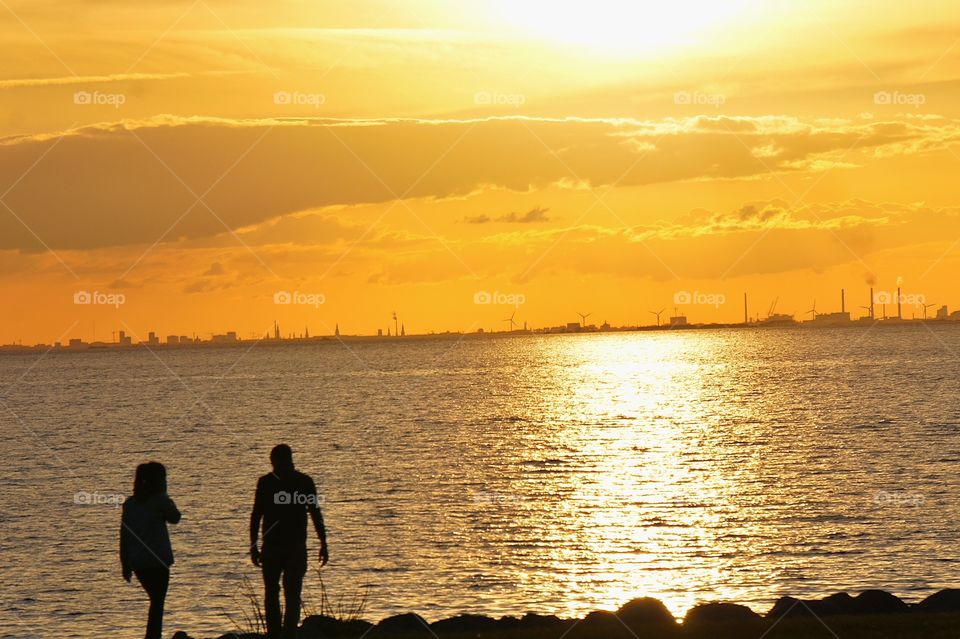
[2,327,960,638]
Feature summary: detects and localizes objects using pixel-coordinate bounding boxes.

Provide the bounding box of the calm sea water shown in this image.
[2,327,959,638]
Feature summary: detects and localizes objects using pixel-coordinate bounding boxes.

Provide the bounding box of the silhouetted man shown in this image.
[250,444,329,638]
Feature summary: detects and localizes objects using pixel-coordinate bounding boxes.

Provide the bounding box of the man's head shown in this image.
[270,444,294,473]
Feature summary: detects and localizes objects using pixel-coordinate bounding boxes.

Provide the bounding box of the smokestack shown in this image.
[841,288,845,314]
[897,287,902,320]
[870,287,875,320]
[744,293,748,324]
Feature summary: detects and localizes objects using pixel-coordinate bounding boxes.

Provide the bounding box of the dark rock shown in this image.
[375,613,432,635]
[582,610,620,627]
[213,634,262,639]
[301,615,374,637]
[495,616,521,630]
[684,602,761,625]
[916,589,960,613]
[616,597,676,626]
[172,633,198,639]
[516,613,567,629]
[766,595,850,618]
[768,591,909,619]
[820,593,856,615]
[573,611,633,639]
[430,614,500,634]
[767,596,805,618]
[850,590,910,615]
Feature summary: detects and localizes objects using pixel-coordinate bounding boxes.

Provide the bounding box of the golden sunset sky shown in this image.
[2,0,960,342]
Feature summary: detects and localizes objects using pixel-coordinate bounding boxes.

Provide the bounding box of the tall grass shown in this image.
[306,566,370,623]
[224,574,268,637]
[228,565,370,637]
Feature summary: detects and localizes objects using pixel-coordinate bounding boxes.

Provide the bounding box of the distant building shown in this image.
[179,336,191,344]
[670,315,688,327]
[118,331,132,346]
[377,328,383,337]
[937,305,950,320]
[757,313,796,326]
[147,332,159,345]
[807,311,851,326]
[166,335,178,345]
[69,338,83,348]
[566,322,581,332]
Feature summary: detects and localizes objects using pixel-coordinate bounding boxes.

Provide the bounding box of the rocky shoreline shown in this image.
[169,589,960,639]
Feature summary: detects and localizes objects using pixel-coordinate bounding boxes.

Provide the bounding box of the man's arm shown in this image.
[249,478,264,566]
[306,477,328,566]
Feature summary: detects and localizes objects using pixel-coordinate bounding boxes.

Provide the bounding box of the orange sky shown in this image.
[2,0,960,343]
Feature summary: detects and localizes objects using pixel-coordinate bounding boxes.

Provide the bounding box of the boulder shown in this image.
[766,596,806,618]
[616,597,676,626]
[581,610,620,627]
[916,589,960,613]
[430,614,500,635]
[819,593,856,615]
[850,590,910,615]
[516,613,568,629]
[768,591,909,618]
[574,611,632,639]
[684,602,761,625]
[766,595,841,618]
[375,613,432,635]
[301,615,374,637]
[495,616,521,630]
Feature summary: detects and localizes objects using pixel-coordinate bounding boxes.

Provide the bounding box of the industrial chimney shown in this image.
[841,288,845,314]
[897,287,902,320]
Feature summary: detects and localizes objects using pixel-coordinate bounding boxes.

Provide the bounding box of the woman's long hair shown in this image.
[133,462,167,503]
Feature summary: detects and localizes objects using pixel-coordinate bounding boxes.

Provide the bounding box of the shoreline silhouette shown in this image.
[160,588,960,639]
[4,317,959,354]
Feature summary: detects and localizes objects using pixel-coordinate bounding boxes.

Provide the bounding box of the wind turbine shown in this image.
[649,309,665,327]
[807,300,817,321]
[503,309,517,332]
[923,303,936,319]
[577,312,592,328]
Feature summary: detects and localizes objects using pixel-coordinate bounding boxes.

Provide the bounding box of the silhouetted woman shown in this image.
[120,462,181,639]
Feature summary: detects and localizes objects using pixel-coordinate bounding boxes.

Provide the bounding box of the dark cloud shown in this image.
[464,205,550,224]
[0,115,955,251]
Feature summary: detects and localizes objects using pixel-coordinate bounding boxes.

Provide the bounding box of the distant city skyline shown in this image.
[5,284,959,350]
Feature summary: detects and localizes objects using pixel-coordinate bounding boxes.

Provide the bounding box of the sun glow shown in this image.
[498,0,755,53]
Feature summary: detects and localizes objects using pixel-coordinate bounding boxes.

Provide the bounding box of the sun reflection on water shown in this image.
[519,333,754,617]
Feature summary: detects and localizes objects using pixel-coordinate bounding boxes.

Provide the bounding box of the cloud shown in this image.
[0,72,191,90]
[1,114,958,252]
[202,261,225,276]
[464,205,550,224]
